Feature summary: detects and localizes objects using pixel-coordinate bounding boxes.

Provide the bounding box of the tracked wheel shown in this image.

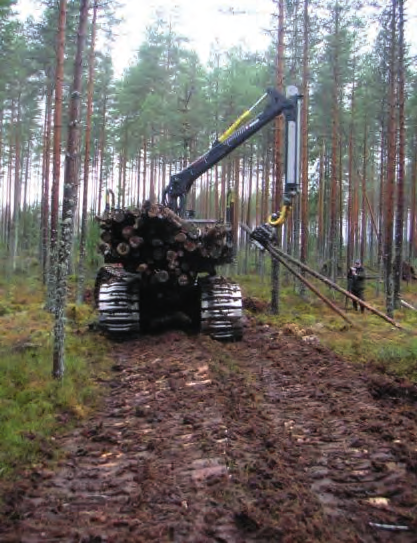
[95,267,140,336]
[199,276,243,340]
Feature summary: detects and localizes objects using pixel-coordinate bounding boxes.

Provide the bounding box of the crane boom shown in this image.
[162,87,301,216]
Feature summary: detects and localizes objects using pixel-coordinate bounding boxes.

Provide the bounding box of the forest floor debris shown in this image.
[1,315,417,542]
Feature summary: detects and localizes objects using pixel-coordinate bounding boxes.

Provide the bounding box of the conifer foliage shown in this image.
[0,0,416,366]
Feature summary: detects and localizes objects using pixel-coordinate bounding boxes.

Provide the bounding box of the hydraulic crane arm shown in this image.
[162,87,301,216]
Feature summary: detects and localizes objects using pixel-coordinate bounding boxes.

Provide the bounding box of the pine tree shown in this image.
[77,0,98,304]
[384,0,397,318]
[271,0,285,314]
[393,0,406,308]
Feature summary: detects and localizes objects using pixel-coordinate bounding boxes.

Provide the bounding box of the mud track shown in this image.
[2,317,417,542]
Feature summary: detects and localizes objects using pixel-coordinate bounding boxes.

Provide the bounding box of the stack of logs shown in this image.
[97,202,234,287]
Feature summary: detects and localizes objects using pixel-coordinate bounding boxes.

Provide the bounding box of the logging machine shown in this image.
[94,86,301,340]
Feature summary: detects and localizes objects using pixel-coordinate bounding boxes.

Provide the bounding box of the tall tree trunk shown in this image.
[409,139,417,261]
[214,164,219,218]
[347,82,355,270]
[300,0,309,295]
[394,0,405,308]
[149,134,155,202]
[53,0,90,379]
[246,145,254,226]
[22,136,32,248]
[11,91,22,270]
[41,82,53,282]
[233,155,240,247]
[5,111,14,248]
[329,5,340,282]
[338,140,343,265]
[360,124,367,263]
[377,127,385,295]
[353,162,360,260]
[221,162,226,221]
[244,150,254,274]
[384,0,397,318]
[142,137,147,203]
[97,95,108,215]
[121,141,127,207]
[77,0,98,304]
[271,0,285,314]
[136,149,142,207]
[255,161,261,226]
[48,0,67,310]
[317,139,325,259]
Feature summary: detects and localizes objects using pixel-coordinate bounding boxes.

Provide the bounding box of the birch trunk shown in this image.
[53,0,90,379]
[48,0,67,311]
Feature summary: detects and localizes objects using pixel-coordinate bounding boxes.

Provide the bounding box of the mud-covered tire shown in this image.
[95,266,140,335]
[199,276,243,341]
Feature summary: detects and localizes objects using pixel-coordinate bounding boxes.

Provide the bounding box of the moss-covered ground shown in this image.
[0,272,111,478]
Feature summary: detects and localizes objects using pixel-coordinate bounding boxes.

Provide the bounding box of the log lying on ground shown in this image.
[97,203,234,287]
[400,299,417,311]
[240,223,403,330]
[267,248,355,327]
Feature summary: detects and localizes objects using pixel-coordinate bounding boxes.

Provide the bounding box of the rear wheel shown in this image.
[199,276,243,341]
[95,266,140,336]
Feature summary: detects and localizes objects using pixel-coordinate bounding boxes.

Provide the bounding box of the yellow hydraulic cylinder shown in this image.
[218,93,268,143]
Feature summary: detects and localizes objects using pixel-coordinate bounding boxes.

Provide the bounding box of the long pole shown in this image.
[269,247,354,326]
[240,223,403,330]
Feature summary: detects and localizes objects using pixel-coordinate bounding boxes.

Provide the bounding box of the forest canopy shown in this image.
[0,0,416,326]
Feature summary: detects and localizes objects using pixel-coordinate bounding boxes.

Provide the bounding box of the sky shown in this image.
[16,0,417,79]
[112,0,275,75]
[17,0,276,76]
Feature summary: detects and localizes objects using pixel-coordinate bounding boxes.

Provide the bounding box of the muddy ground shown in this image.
[1,313,417,542]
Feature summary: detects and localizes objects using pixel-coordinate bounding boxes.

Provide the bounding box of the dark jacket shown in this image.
[348,265,365,292]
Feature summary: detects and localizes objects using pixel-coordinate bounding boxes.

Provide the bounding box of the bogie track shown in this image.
[95,267,140,336]
[95,267,243,340]
[200,276,243,340]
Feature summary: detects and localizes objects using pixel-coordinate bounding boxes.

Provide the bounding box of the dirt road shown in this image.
[2,315,417,542]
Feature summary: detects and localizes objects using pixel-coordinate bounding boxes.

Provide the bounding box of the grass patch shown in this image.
[0,274,112,478]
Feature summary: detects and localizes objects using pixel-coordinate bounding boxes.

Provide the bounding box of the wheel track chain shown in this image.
[199,276,243,341]
[96,266,140,335]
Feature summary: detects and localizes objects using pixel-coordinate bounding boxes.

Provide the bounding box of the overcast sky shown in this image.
[17,0,417,79]
[113,0,274,74]
[17,0,276,76]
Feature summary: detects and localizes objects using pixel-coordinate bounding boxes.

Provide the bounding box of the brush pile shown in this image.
[96,202,234,287]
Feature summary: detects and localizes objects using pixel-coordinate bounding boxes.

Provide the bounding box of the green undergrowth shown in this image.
[0,274,112,478]
[236,274,417,382]
[1,266,417,479]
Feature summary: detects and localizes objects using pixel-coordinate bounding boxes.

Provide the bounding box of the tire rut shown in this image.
[1,320,417,542]
[212,322,417,542]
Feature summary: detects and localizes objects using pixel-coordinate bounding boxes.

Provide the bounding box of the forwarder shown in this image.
[94,87,301,340]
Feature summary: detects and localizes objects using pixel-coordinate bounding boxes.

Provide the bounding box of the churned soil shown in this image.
[1,315,417,542]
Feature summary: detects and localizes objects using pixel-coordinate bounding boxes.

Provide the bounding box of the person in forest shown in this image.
[347,259,366,313]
